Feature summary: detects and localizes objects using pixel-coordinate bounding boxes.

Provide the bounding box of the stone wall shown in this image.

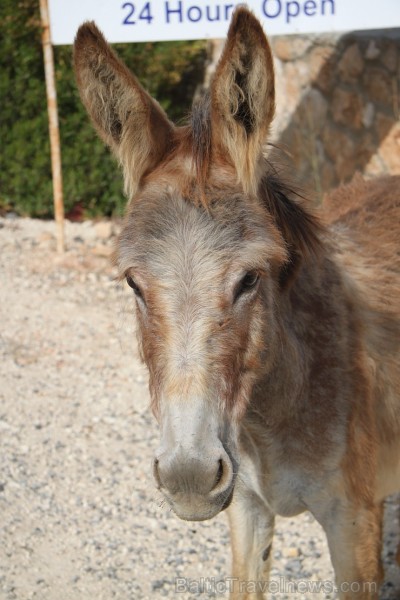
[269,30,400,198]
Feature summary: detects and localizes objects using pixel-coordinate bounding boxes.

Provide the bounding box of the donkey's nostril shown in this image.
[214,459,224,489]
[210,453,234,496]
[211,457,231,494]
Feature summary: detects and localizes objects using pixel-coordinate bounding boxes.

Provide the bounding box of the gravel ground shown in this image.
[0,216,399,600]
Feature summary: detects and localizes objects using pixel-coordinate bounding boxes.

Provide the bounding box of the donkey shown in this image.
[74,8,400,599]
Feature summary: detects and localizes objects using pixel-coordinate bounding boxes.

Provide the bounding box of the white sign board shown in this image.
[48,0,400,44]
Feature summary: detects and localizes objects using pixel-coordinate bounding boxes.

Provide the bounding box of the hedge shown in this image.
[0,0,207,218]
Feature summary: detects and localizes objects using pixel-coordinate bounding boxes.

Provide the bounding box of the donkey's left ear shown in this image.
[210,8,275,194]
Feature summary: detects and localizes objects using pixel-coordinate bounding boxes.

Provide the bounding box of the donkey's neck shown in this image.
[250,252,356,427]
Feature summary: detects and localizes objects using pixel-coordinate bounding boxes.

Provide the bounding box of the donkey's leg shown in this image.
[227,488,275,600]
[317,500,384,599]
[396,497,400,567]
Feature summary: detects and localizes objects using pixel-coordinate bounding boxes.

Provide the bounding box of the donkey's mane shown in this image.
[260,172,326,258]
[190,92,213,192]
[189,93,326,271]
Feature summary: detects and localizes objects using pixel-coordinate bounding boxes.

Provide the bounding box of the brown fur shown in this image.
[74,22,174,198]
[74,8,400,599]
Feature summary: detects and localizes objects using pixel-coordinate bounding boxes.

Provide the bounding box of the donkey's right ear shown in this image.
[74,22,173,197]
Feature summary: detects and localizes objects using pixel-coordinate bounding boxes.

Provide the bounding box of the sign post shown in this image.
[39,0,65,253]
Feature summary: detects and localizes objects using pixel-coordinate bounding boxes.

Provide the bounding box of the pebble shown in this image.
[282,547,300,558]
[94,221,114,240]
[92,244,113,257]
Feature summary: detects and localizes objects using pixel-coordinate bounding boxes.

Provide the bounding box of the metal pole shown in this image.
[39,0,65,253]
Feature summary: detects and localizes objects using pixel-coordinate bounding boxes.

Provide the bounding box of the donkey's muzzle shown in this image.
[154,446,235,521]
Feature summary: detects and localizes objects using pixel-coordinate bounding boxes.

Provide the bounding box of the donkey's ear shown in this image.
[210,8,275,194]
[74,22,173,197]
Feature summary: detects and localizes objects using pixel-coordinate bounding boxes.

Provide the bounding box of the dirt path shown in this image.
[0,217,399,600]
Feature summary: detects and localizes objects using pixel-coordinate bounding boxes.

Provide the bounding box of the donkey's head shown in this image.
[75,9,321,520]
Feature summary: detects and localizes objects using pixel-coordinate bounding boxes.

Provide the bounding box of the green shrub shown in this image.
[0,0,206,218]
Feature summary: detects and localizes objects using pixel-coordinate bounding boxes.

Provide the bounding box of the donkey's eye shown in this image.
[126,276,143,300]
[234,271,260,302]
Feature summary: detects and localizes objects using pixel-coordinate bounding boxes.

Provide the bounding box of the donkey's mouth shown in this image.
[163,481,236,522]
